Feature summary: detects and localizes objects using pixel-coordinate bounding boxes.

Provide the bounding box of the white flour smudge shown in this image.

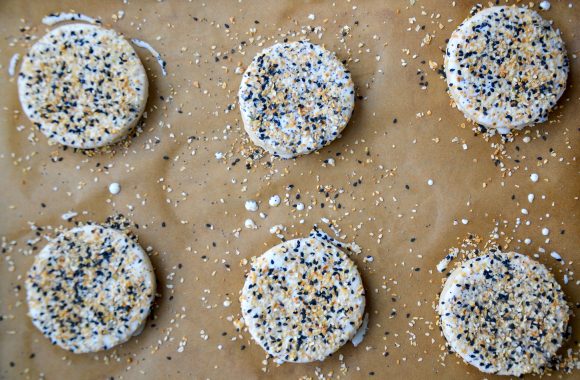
[42,12,101,26]
[8,53,20,77]
[131,38,167,76]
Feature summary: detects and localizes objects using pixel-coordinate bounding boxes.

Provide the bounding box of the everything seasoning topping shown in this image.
[25,225,156,353]
[445,6,568,133]
[438,250,569,376]
[239,41,355,159]
[18,23,148,149]
[240,233,365,363]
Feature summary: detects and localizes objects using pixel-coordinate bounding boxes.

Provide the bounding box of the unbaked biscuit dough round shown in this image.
[18,23,148,148]
[240,234,365,363]
[438,250,569,376]
[239,41,355,158]
[26,225,156,353]
[445,6,568,134]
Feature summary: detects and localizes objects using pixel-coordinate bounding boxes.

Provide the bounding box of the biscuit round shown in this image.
[18,23,148,148]
[240,235,365,363]
[445,6,568,133]
[26,225,156,353]
[239,41,355,158]
[438,250,569,376]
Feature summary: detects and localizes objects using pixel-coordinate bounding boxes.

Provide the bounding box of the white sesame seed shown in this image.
[530,173,539,183]
[527,193,535,203]
[427,179,434,186]
[524,238,532,245]
[521,208,528,215]
[541,228,550,236]
[461,219,469,225]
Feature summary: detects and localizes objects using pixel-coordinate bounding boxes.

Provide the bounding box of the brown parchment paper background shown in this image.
[0,1,578,379]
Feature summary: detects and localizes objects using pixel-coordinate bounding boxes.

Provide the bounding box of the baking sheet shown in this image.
[0,0,578,379]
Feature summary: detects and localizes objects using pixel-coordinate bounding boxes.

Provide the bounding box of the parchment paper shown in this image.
[0,1,578,379]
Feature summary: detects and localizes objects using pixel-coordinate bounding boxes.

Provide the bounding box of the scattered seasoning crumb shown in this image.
[269,224,286,237]
[325,158,336,167]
